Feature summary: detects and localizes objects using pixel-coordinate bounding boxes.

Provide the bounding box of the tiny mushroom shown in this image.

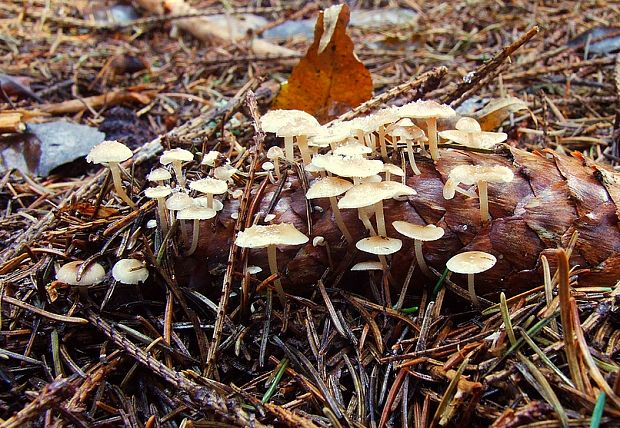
[389,125,423,175]
[166,191,193,243]
[339,181,416,237]
[312,154,384,184]
[306,176,354,243]
[397,100,456,161]
[382,164,404,182]
[144,185,172,235]
[438,117,507,149]
[112,258,149,284]
[147,168,172,185]
[351,260,384,271]
[260,109,321,164]
[266,146,285,180]
[446,251,496,308]
[177,205,216,256]
[443,164,514,224]
[160,148,193,188]
[368,107,400,159]
[56,260,106,286]
[189,177,228,210]
[86,140,136,208]
[355,235,403,271]
[392,222,444,277]
[235,223,309,306]
[201,150,222,167]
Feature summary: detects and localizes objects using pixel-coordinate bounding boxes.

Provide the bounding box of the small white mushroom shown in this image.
[306,176,354,244]
[439,117,507,149]
[144,185,172,235]
[446,251,496,308]
[56,261,106,286]
[392,221,444,277]
[160,148,193,188]
[235,223,309,306]
[177,206,216,256]
[397,100,456,160]
[189,177,228,210]
[86,140,135,208]
[112,258,149,284]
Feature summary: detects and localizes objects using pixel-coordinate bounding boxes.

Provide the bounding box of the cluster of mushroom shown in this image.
[236,101,514,306]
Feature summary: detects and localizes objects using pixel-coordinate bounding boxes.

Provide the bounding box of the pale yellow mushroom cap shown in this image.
[351,261,384,271]
[201,150,222,166]
[448,165,514,186]
[339,181,416,209]
[382,164,404,177]
[112,258,149,284]
[266,146,285,160]
[356,236,402,255]
[306,176,353,199]
[160,148,193,165]
[439,117,507,149]
[446,251,496,274]
[235,223,309,249]
[213,164,238,181]
[397,100,456,120]
[309,125,351,147]
[56,261,106,286]
[333,141,372,156]
[194,197,224,211]
[147,168,172,182]
[87,140,132,164]
[165,192,193,211]
[312,154,383,178]
[190,177,228,195]
[144,185,172,199]
[392,221,445,241]
[177,206,217,221]
[368,107,400,127]
[260,109,321,137]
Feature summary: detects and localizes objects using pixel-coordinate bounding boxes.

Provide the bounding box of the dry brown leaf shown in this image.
[272,4,373,123]
[475,96,529,131]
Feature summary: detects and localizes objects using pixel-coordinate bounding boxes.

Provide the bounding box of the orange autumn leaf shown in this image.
[272,4,373,123]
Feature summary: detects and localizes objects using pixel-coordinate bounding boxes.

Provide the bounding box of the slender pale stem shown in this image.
[206,193,214,209]
[427,118,439,160]
[179,218,190,246]
[374,200,386,237]
[274,158,281,180]
[284,136,294,162]
[172,161,186,188]
[468,274,480,308]
[477,180,490,223]
[406,139,421,175]
[414,239,432,277]
[267,245,286,306]
[109,163,136,208]
[329,197,353,244]
[185,219,200,256]
[297,135,311,164]
[358,208,376,236]
[378,126,388,160]
[156,198,168,236]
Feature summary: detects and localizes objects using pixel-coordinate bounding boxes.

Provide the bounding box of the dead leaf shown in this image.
[272,4,373,123]
[475,96,529,131]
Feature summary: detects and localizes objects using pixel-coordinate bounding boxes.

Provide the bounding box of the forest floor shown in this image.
[0,1,620,427]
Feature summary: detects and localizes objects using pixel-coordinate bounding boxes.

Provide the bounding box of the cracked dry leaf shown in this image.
[272,4,373,123]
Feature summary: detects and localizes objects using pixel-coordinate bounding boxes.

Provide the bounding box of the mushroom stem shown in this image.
[427,118,439,160]
[185,219,200,256]
[329,197,353,244]
[468,273,480,308]
[109,162,136,208]
[358,208,377,236]
[297,135,312,164]
[378,125,388,160]
[373,200,387,237]
[172,160,186,188]
[156,198,168,235]
[477,180,490,223]
[267,244,287,306]
[405,139,421,175]
[284,136,294,162]
[274,158,282,180]
[206,193,214,209]
[414,239,432,277]
[179,219,190,246]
